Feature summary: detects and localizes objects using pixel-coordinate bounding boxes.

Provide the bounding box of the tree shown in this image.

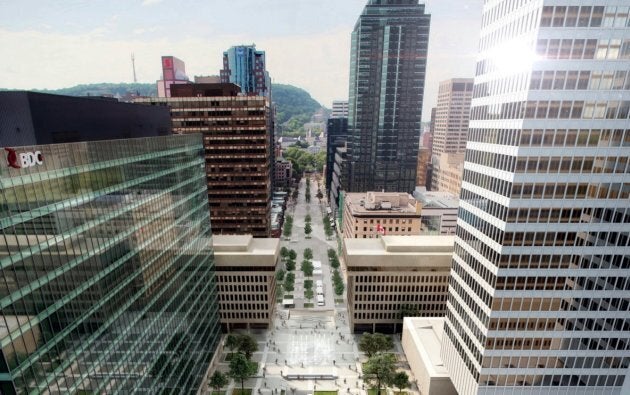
[330,255,340,269]
[238,334,258,360]
[304,288,314,301]
[327,248,336,259]
[280,247,289,261]
[362,353,397,395]
[225,334,240,353]
[304,279,313,290]
[399,304,419,319]
[334,281,344,296]
[228,353,258,394]
[358,333,394,358]
[288,249,297,260]
[284,272,295,292]
[305,214,312,223]
[316,190,323,202]
[392,371,410,394]
[209,371,229,394]
[286,259,296,271]
[276,269,285,282]
[300,260,314,277]
[304,223,312,237]
[303,248,313,260]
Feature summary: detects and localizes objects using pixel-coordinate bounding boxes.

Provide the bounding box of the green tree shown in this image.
[305,214,312,223]
[358,333,394,358]
[334,281,344,296]
[280,246,289,261]
[327,248,336,259]
[399,304,419,319]
[228,353,258,394]
[362,353,397,395]
[209,371,229,394]
[392,371,410,394]
[303,248,313,260]
[330,255,340,269]
[304,223,312,237]
[300,260,314,277]
[288,249,297,260]
[286,259,296,271]
[304,288,314,301]
[304,279,313,290]
[284,272,295,292]
[316,190,323,202]
[224,334,258,360]
[225,334,240,353]
[276,269,285,282]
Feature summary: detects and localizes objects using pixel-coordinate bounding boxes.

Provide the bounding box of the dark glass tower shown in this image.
[345,0,431,193]
[0,135,221,394]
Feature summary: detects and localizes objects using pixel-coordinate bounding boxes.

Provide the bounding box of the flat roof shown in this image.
[414,190,459,209]
[344,236,454,254]
[403,317,449,377]
[212,235,279,266]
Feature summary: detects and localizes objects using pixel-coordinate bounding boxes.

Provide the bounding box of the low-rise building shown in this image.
[342,192,422,239]
[413,188,459,235]
[275,157,293,189]
[343,235,454,333]
[213,235,279,331]
[401,317,457,395]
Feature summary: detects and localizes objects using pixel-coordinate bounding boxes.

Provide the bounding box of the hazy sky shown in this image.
[0,0,482,121]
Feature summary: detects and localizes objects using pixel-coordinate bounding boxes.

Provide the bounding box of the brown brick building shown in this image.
[135,83,272,236]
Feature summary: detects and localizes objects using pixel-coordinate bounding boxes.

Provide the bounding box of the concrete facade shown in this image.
[213,235,279,331]
[414,188,459,235]
[401,317,457,395]
[342,192,422,239]
[343,236,454,333]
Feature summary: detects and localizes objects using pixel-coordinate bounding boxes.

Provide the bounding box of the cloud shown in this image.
[141,0,163,6]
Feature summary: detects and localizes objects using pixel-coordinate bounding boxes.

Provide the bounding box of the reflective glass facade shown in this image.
[345,0,430,193]
[220,45,271,98]
[441,1,630,394]
[0,134,221,394]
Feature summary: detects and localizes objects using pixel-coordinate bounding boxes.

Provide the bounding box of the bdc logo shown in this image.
[5,148,44,169]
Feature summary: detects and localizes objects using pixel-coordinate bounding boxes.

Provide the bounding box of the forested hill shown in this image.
[1,82,324,130]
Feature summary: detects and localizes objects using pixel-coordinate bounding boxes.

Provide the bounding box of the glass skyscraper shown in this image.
[0,134,221,394]
[220,45,271,98]
[345,0,430,193]
[441,1,630,394]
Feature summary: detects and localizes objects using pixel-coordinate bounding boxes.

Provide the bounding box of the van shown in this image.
[316,294,325,306]
[316,280,323,287]
[316,286,324,295]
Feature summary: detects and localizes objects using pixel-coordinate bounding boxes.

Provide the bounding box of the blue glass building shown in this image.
[0,134,221,394]
[220,45,271,98]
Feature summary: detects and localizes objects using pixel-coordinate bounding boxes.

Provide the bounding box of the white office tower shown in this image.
[441,2,630,395]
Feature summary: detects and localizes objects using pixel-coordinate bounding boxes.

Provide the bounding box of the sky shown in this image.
[0,0,483,121]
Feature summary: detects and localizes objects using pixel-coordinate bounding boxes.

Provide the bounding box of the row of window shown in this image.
[480,374,626,388]
[221,311,269,320]
[536,38,630,60]
[479,6,539,54]
[353,310,444,321]
[497,253,628,270]
[530,69,630,92]
[519,128,629,147]
[471,99,630,121]
[354,293,447,302]
[540,5,629,29]
[511,182,629,200]
[217,293,269,301]
[515,155,628,174]
[216,283,268,292]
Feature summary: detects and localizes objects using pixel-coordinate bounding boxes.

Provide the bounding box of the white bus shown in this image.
[316,294,325,306]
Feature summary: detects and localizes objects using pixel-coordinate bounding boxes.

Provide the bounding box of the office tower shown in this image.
[326,117,348,193]
[345,0,430,193]
[331,100,349,118]
[441,2,630,395]
[0,91,171,145]
[416,147,431,187]
[330,145,348,220]
[432,78,474,156]
[220,45,271,98]
[157,55,190,97]
[135,83,273,237]
[0,134,221,393]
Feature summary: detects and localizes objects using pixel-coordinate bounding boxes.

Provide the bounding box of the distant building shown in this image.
[430,153,464,195]
[342,191,422,239]
[413,188,459,235]
[213,235,279,331]
[135,83,273,237]
[331,100,349,118]
[275,157,293,189]
[402,318,457,395]
[0,91,171,145]
[194,75,221,83]
[345,0,431,193]
[431,78,473,156]
[157,55,190,97]
[330,145,347,220]
[343,236,454,333]
[326,117,348,194]
[0,134,221,393]
[220,45,271,98]
[416,147,431,187]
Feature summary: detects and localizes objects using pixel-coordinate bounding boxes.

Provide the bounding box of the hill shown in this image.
[28,83,157,98]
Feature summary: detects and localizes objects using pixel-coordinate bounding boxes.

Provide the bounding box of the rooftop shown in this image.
[343,236,454,268]
[413,188,459,209]
[403,317,450,377]
[345,192,420,217]
[212,235,279,266]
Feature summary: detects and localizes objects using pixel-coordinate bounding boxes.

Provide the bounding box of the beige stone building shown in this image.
[343,235,454,333]
[342,192,422,239]
[212,235,279,331]
[401,317,457,395]
[430,152,464,195]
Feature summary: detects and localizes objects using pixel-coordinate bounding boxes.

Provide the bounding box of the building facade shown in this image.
[325,117,348,193]
[157,55,190,98]
[0,134,221,394]
[220,45,271,98]
[135,85,273,237]
[416,147,431,187]
[431,78,474,156]
[275,157,293,189]
[413,189,459,235]
[330,146,348,220]
[430,152,465,195]
[331,100,349,118]
[343,236,454,333]
[342,192,422,239]
[441,2,630,395]
[213,235,279,332]
[345,0,431,193]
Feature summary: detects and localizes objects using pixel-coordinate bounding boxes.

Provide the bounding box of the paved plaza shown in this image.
[208,176,420,395]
